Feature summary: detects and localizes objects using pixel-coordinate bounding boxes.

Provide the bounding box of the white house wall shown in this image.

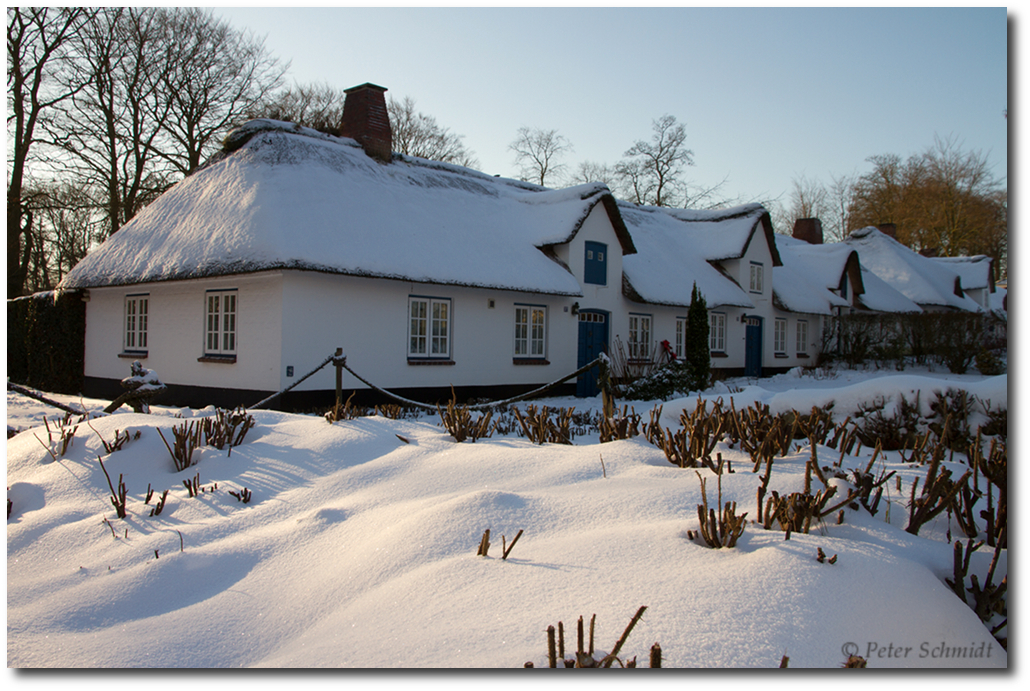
[714,228,778,370]
[278,271,578,393]
[83,273,284,393]
[767,310,824,369]
[553,204,625,320]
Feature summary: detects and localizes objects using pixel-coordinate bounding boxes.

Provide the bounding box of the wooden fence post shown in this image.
[599,356,614,419]
[334,347,344,408]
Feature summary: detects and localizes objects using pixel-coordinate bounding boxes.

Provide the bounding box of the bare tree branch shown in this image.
[509,126,573,187]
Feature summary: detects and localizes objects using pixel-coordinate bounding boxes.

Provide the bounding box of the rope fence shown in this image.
[9,349,613,416]
[251,348,613,413]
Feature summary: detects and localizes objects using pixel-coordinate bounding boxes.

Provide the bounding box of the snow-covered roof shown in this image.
[658,203,783,265]
[854,267,923,313]
[60,120,634,296]
[989,286,1006,312]
[844,227,981,311]
[619,204,758,309]
[775,235,858,291]
[771,264,850,315]
[930,255,995,292]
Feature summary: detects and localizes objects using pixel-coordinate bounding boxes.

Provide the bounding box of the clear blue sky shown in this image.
[212,6,1008,211]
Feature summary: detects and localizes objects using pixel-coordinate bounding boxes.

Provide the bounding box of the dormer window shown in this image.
[749,262,764,293]
[584,241,607,286]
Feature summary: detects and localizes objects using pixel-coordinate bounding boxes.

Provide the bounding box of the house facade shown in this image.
[59,83,910,409]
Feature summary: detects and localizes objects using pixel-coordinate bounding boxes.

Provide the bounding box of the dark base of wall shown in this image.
[761,366,795,377]
[83,377,579,413]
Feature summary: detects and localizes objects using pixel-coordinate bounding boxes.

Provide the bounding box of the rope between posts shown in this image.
[250,353,337,410]
[251,350,610,412]
[340,356,607,412]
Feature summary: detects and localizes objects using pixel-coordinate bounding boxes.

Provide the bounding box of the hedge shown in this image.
[7,290,86,394]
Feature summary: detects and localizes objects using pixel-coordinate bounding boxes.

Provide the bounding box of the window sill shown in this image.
[513,358,550,365]
[118,351,148,359]
[198,354,237,364]
[795,353,810,359]
[407,359,455,366]
[774,353,788,359]
[710,351,729,358]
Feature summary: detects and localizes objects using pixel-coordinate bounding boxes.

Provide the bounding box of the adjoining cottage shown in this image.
[621,203,789,378]
[929,255,996,311]
[843,226,983,312]
[777,218,922,315]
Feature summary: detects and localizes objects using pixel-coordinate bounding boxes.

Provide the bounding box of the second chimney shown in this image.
[792,218,824,244]
[877,223,897,239]
[339,83,392,162]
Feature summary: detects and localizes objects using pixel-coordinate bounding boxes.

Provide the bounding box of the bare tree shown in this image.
[19,180,103,291]
[56,7,178,237]
[617,114,693,207]
[823,172,856,243]
[569,160,620,190]
[509,126,573,187]
[849,152,910,236]
[388,95,478,167]
[247,81,347,135]
[773,173,829,236]
[849,136,1006,262]
[158,8,286,175]
[7,6,93,297]
[681,174,733,210]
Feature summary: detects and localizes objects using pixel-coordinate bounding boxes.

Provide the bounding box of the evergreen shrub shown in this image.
[7,290,85,394]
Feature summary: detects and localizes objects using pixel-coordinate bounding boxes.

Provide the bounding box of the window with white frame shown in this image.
[628,313,652,360]
[204,289,237,356]
[409,296,451,359]
[774,318,787,355]
[514,305,547,358]
[749,262,764,293]
[796,320,809,355]
[675,317,687,359]
[124,294,149,353]
[709,312,726,352]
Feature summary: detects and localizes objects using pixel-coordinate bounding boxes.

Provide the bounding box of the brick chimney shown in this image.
[792,218,824,244]
[918,247,939,258]
[877,223,897,239]
[339,83,392,162]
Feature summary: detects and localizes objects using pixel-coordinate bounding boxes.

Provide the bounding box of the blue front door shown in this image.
[745,316,763,377]
[577,310,609,397]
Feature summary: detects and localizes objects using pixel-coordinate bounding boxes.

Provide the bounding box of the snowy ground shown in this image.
[6,365,1009,670]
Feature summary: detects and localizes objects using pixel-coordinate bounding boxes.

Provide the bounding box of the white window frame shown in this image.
[675,317,687,359]
[124,294,149,353]
[204,289,237,356]
[796,319,809,355]
[749,262,764,293]
[774,318,787,355]
[514,304,547,359]
[628,313,652,360]
[408,296,451,359]
[709,312,726,353]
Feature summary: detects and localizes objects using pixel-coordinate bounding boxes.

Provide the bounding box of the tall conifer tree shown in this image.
[685,283,710,392]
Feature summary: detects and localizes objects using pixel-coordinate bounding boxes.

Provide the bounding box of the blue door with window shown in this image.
[745,316,763,377]
[577,310,609,397]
